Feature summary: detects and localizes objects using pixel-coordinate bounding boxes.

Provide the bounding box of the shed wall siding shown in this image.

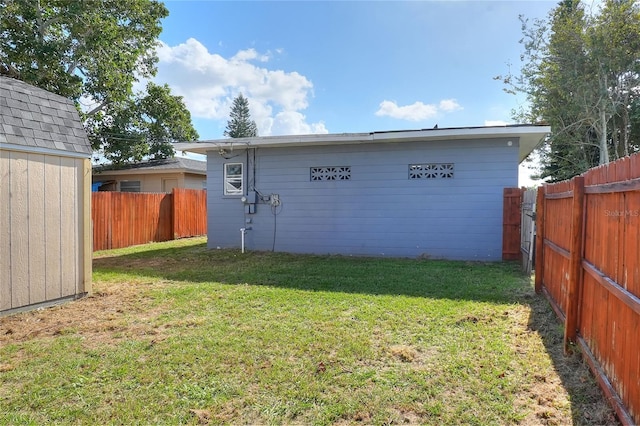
[206,138,519,259]
[0,149,87,312]
[0,150,10,311]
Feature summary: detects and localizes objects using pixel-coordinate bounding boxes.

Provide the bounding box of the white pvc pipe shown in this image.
[240,228,246,253]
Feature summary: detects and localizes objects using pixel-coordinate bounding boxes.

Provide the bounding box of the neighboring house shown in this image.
[0,76,92,315]
[92,157,207,193]
[176,125,550,260]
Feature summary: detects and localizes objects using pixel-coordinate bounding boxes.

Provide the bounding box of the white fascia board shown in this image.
[174,126,550,162]
[173,133,373,155]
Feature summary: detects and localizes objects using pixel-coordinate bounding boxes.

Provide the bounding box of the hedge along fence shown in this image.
[535,153,640,426]
[92,188,206,251]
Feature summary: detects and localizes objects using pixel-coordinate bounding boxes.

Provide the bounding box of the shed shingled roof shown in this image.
[0,76,92,156]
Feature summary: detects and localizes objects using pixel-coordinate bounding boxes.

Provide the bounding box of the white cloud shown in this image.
[439,99,463,112]
[267,111,328,136]
[152,38,326,136]
[375,99,462,121]
[231,48,270,63]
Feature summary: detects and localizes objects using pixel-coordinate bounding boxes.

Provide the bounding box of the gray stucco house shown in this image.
[176,125,549,260]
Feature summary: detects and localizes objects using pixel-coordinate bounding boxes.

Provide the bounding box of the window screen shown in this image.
[224,163,243,195]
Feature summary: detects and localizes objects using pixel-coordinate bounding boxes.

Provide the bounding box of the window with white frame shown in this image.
[408,163,454,179]
[224,163,243,195]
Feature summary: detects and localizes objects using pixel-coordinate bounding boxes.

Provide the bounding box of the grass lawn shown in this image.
[0,237,615,425]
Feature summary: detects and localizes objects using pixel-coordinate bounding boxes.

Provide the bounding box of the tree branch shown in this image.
[86,100,108,117]
[66,58,80,75]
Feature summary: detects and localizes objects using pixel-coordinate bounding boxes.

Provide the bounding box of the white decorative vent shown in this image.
[409,163,454,179]
[311,166,351,181]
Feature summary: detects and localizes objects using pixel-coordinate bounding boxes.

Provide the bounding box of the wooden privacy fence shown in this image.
[502,187,523,261]
[502,187,536,271]
[173,188,207,239]
[535,154,640,425]
[92,188,206,251]
[521,188,537,274]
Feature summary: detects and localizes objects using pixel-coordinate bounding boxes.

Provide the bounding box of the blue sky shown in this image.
[151,1,560,184]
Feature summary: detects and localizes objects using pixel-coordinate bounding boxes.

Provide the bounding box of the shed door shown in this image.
[163,178,178,193]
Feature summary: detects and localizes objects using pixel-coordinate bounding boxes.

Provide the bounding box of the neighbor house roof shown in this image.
[174,124,551,163]
[93,157,207,176]
[0,76,92,157]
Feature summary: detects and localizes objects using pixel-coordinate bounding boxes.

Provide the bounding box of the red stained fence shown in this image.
[172,188,207,239]
[535,154,640,425]
[502,187,524,261]
[92,189,206,251]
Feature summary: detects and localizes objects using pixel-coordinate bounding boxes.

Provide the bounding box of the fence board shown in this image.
[502,188,523,260]
[536,152,640,425]
[92,189,207,251]
[173,188,207,239]
[520,189,537,274]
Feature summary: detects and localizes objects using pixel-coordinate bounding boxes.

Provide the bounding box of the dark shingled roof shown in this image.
[93,157,206,174]
[0,76,92,156]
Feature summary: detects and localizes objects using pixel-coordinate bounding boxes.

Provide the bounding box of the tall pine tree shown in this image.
[224,93,258,138]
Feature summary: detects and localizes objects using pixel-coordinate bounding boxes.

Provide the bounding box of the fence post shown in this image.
[564,176,585,353]
[534,186,546,294]
[172,188,178,239]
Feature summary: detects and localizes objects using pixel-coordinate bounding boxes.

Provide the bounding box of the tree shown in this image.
[589,0,640,160]
[497,0,640,182]
[224,93,258,138]
[0,0,198,164]
[1,0,166,113]
[86,82,199,165]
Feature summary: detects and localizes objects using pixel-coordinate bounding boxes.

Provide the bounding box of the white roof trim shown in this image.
[0,142,91,159]
[174,125,551,163]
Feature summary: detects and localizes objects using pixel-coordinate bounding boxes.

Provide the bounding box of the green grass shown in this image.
[0,237,615,425]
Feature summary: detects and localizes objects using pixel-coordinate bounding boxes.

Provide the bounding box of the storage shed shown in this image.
[176,125,549,260]
[0,76,92,315]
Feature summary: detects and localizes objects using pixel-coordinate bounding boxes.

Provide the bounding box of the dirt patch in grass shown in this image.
[509,291,619,426]
[389,344,419,363]
[0,280,169,352]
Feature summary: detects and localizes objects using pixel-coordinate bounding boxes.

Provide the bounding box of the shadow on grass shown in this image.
[525,290,620,425]
[93,242,530,304]
[93,240,620,424]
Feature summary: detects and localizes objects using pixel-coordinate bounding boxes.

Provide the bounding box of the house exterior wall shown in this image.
[206,138,519,260]
[94,171,206,192]
[184,173,207,190]
[0,148,91,313]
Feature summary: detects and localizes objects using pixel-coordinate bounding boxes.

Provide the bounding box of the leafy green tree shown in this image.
[0,0,166,113]
[87,83,199,165]
[224,93,258,138]
[498,0,640,181]
[588,0,640,160]
[0,0,198,164]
